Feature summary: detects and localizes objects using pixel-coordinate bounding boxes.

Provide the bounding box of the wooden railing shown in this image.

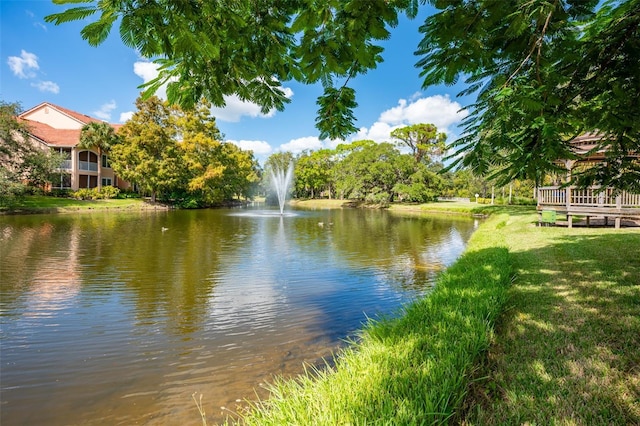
[538,186,640,208]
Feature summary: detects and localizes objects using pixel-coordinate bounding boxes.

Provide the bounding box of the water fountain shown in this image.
[270,162,294,215]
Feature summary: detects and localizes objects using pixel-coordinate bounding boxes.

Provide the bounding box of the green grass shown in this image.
[389,201,535,217]
[289,199,355,209]
[228,214,513,425]
[0,195,161,214]
[460,214,640,425]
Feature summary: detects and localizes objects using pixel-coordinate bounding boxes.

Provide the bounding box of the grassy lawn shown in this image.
[389,200,535,217]
[289,199,355,209]
[0,195,162,214]
[461,213,640,425]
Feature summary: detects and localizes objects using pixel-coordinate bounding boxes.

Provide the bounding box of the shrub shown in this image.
[100,185,120,199]
[72,188,95,200]
[49,188,73,198]
[477,196,535,206]
[116,189,141,199]
[365,191,390,207]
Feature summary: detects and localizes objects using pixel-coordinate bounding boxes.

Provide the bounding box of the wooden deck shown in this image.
[537,186,640,228]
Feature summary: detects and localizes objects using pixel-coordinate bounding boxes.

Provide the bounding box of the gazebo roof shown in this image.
[568,132,638,161]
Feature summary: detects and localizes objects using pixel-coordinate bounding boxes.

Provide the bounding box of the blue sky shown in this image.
[1,1,474,164]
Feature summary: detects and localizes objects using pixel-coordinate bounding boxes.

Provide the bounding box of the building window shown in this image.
[79,174,98,189]
[102,154,110,168]
[102,178,112,187]
[52,173,71,189]
[53,147,72,170]
[79,151,98,171]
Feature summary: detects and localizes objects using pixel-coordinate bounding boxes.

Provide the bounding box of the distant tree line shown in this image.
[1,98,535,208]
[264,124,535,207]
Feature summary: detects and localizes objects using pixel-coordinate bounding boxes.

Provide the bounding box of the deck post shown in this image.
[615,217,621,229]
[566,186,571,228]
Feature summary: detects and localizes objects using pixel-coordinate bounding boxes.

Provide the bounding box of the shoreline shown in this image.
[0,199,170,216]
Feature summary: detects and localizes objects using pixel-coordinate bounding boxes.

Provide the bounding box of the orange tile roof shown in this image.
[23,120,82,147]
[20,102,105,125]
[19,102,122,147]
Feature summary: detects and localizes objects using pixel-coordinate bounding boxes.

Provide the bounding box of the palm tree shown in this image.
[78,122,120,189]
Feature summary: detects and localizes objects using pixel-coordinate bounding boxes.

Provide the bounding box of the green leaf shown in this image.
[44,6,98,24]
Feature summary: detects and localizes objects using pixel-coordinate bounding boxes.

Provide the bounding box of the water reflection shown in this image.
[0,207,477,425]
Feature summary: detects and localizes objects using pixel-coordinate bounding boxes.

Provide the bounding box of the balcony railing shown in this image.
[60,159,72,170]
[79,161,98,172]
[538,186,640,209]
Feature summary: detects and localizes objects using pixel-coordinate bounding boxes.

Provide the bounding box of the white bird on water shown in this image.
[161,227,169,232]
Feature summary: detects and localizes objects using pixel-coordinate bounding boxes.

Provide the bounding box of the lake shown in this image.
[0,206,478,425]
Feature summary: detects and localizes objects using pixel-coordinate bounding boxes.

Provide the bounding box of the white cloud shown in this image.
[212,87,294,122]
[355,122,398,143]
[228,139,273,155]
[25,10,47,30]
[211,95,268,122]
[133,61,160,82]
[133,61,168,99]
[30,80,59,94]
[93,100,117,120]
[119,111,134,123]
[379,95,466,129]
[278,136,324,153]
[7,50,39,79]
[132,60,293,122]
[356,94,468,143]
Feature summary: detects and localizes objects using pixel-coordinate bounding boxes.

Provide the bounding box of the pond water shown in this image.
[0,206,478,425]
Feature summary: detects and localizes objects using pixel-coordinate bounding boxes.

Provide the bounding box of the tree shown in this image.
[0,101,65,197]
[294,149,334,199]
[332,141,409,203]
[174,100,227,205]
[390,123,446,164]
[112,96,258,206]
[180,135,259,205]
[110,96,183,202]
[417,0,639,191]
[393,160,444,203]
[218,142,260,201]
[1,101,32,191]
[78,121,122,189]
